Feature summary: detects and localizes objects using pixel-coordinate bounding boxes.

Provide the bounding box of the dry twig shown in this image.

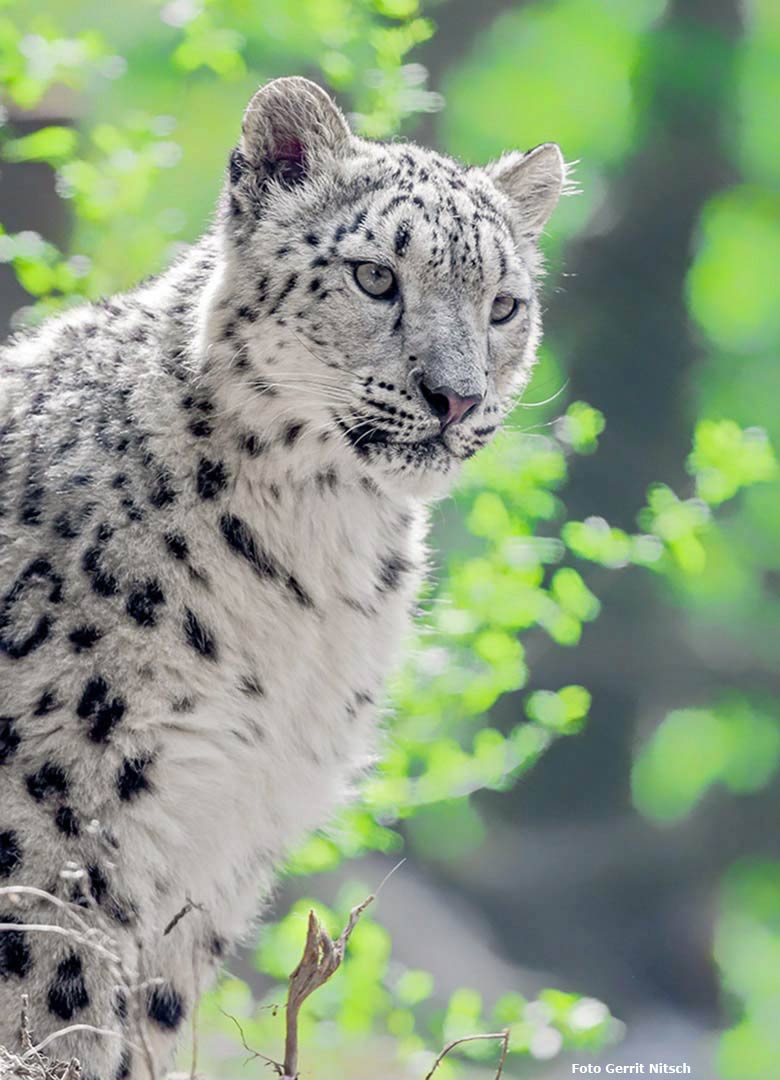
[423,1029,511,1080]
[0,995,83,1080]
[162,898,205,938]
[220,1012,284,1072]
[0,883,183,1080]
[280,860,405,1079]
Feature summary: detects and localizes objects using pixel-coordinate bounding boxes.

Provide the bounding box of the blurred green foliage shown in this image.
[2,0,779,1076]
[716,860,780,1080]
[633,700,780,824]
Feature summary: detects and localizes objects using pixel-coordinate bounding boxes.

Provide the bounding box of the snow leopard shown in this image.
[0,77,565,1077]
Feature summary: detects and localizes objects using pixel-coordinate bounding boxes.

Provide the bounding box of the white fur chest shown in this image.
[148,464,425,940]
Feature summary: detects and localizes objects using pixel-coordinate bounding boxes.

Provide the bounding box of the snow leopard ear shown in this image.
[239,77,351,188]
[485,143,567,238]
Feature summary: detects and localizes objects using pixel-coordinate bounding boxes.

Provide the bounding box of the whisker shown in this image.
[290,329,347,372]
[517,378,570,409]
[260,383,355,405]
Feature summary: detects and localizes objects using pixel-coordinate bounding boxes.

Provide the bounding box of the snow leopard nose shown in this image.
[419,381,483,431]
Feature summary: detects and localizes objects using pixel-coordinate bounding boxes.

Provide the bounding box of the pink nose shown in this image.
[420,382,483,430]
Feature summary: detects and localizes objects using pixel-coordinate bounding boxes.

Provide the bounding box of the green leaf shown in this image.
[550,568,601,621]
[688,419,777,504]
[3,125,78,165]
[526,686,591,734]
[556,401,606,454]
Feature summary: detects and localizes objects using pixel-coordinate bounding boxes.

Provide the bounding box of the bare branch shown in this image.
[274,860,408,1078]
[163,897,205,937]
[220,1011,285,1074]
[60,1060,82,1080]
[423,1029,511,1080]
[19,995,34,1053]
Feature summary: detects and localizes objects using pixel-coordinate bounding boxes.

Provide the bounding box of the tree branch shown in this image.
[423,1029,511,1080]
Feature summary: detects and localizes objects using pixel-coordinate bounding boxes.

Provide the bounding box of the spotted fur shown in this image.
[0,77,565,1076]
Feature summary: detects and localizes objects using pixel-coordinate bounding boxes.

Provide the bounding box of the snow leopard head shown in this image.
[216,77,567,499]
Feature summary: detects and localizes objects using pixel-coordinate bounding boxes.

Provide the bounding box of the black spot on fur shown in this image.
[26,762,68,802]
[219,514,313,608]
[68,624,103,652]
[82,556,118,596]
[220,514,278,579]
[196,458,228,500]
[89,697,126,742]
[285,575,314,609]
[183,608,218,660]
[148,469,177,508]
[77,677,108,718]
[269,273,298,315]
[0,557,63,659]
[117,755,154,801]
[379,193,411,217]
[121,496,145,523]
[34,689,60,716]
[0,716,21,764]
[77,677,127,742]
[48,952,90,1020]
[315,468,339,493]
[52,505,95,540]
[171,696,195,713]
[0,830,22,877]
[239,433,265,457]
[282,421,304,446]
[189,418,212,438]
[164,533,189,560]
[114,989,128,1022]
[238,674,264,697]
[0,914,32,978]
[146,983,184,1030]
[55,806,80,837]
[82,529,119,598]
[88,863,108,905]
[394,220,412,256]
[378,553,411,592]
[349,207,368,233]
[115,1048,131,1080]
[19,479,45,525]
[126,579,165,627]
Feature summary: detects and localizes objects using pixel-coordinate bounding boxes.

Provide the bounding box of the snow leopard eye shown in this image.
[490,295,523,325]
[353,262,398,300]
